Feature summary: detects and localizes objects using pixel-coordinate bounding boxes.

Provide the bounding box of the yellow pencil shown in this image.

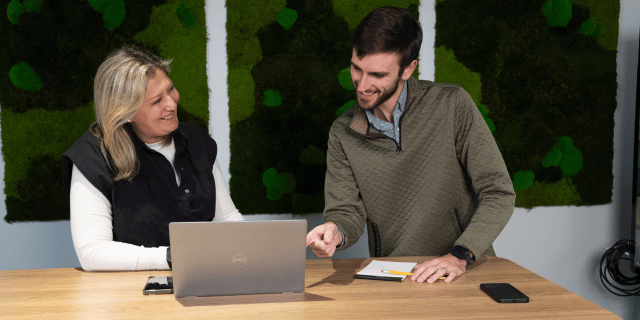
[381,269,446,280]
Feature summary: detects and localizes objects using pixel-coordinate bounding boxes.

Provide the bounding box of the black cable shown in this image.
[599,240,640,296]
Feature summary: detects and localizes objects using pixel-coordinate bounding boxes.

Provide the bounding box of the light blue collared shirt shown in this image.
[365,80,408,147]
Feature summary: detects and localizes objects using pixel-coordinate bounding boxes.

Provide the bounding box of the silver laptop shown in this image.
[169,220,307,298]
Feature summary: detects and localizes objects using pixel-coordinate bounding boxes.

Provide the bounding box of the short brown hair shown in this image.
[351,7,422,73]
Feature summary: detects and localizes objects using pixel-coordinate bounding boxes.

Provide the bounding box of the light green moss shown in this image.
[434,46,482,104]
[1,103,95,197]
[332,0,419,29]
[226,0,285,68]
[227,29,263,69]
[434,46,493,131]
[572,0,619,51]
[135,0,209,122]
[227,0,286,37]
[514,177,582,208]
[227,0,286,125]
[228,65,255,124]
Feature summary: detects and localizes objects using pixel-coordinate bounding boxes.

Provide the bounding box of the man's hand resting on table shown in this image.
[306,222,343,258]
[410,253,470,283]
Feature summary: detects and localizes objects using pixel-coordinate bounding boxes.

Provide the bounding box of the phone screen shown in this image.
[143,276,173,295]
[480,283,529,303]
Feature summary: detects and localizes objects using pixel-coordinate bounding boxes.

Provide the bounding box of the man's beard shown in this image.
[355,78,401,111]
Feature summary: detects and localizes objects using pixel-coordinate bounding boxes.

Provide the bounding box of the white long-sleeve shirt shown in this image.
[69,139,243,271]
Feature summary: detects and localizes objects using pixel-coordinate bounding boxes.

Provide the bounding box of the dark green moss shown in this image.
[228,0,420,214]
[229,0,354,214]
[176,1,196,29]
[336,100,355,117]
[573,0,619,51]
[4,155,70,223]
[177,106,207,132]
[333,0,420,29]
[299,144,325,165]
[291,191,324,213]
[1,0,165,113]
[436,0,616,207]
[0,0,188,222]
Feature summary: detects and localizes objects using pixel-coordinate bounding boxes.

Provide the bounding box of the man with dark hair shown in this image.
[306,7,515,283]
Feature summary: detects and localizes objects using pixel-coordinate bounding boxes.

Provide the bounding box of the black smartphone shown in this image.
[480,283,529,303]
[143,276,173,295]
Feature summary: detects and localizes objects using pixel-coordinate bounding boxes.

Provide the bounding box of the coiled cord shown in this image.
[599,240,640,296]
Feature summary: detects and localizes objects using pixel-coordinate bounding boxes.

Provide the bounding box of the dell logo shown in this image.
[232,254,247,265]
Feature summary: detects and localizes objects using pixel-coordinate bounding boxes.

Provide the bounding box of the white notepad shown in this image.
[354,260,418,282]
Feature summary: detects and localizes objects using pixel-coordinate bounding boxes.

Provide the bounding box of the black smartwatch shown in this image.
[451,245,475,265]
[166,247,172,270]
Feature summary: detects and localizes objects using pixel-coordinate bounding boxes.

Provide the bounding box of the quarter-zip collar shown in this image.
[349,76,418,138]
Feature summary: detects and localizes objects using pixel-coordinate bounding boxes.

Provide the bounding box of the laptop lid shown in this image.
[169,220,307,298]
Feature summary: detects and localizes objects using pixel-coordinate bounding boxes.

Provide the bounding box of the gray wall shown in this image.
[1,1,638,319]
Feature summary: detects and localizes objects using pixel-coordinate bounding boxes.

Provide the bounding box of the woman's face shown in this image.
[130,70,180,144]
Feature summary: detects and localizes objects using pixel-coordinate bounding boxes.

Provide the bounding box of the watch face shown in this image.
[452,246,471,261]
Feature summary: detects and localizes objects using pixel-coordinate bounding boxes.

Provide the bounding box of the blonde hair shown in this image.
[90,46,172,181]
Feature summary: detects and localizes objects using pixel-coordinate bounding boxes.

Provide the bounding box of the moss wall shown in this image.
[434,0,619,208]
[227,0,420,214]
[1,0,208,222]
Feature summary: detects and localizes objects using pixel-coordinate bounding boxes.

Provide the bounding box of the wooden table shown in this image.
[0,256,620,319]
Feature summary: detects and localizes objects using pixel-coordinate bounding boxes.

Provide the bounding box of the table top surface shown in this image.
[0,256,620,320]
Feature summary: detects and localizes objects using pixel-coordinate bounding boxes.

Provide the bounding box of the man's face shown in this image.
[350,50,404,111]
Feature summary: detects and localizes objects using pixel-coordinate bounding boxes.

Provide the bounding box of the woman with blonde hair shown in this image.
[62,46,243,271]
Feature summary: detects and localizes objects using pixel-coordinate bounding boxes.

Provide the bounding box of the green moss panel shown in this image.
[135,0,209,123]
[229,0,423,214]
[0,0,214,222]
[435,0,617,207]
